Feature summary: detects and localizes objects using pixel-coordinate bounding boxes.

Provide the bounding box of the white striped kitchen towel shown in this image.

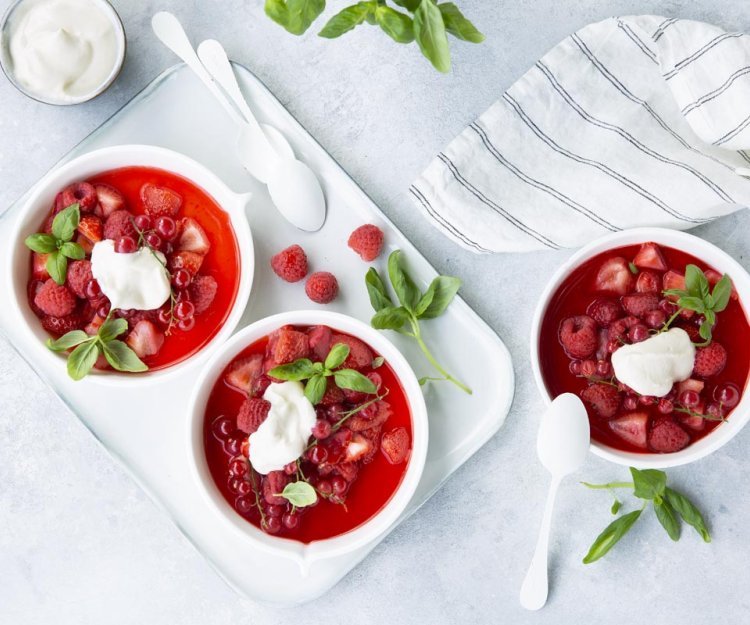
[411,15,750,253]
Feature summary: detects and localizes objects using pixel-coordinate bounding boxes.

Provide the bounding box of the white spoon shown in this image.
[519,393,590,611]
[196,39,327,232]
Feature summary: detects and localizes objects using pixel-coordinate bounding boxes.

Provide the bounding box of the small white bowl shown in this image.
[187,310,429,571]
[530,228,750,469]
[5,144,254,386]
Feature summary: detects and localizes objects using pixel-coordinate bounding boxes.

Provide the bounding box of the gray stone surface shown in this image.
[1,0,749,623]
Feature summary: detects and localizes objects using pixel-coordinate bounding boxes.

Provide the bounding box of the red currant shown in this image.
[317,479,332,496]
[212,416,233,440]
[134,214,151,231]
[157,307,172,326]
[262,516,282,534]
[229,457,248,477]
[657,398,674,414]
[628,324,649,343]
[679,390,700,408]
[569,360,582,375]
[155,216,177,240]
[236,495,254,515]
[331,476,347,496]
[115,235,137,253]
[311,419,332,440]
[174,300,195,321]
[307,445,328,465]
[97,300,111,318]
[177,317,195,332]
[282,512,300,530]
[237,480,252,496]
[715,383,740,409]
[145,232,162,249]
[172,268,191,289]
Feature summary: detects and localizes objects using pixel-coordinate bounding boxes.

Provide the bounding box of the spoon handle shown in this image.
[519,475,561,611]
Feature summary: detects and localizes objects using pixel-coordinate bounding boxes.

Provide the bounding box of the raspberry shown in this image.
[270,244,308,282]
[41,312,83,336]
[558,315,597,359]
[103,210,136,240]
[66,260,93,299]
[237,398,271,434]
[330,333,373,370]
[581,384,621,418]
[141,183,182,217]
[621,293,659,318]
[34,279,76,317]
[648,419,690,453]
[305,272,338,304]
[188,275,217,314]
[347,224,384,262]
[225,354,264,394]
[273,328,310,364]
[381,427,410,464]
[308,325,333,360]
[693,342,727,378]
[61,182,97,212]
[262,471,290,505]
[319,379,344,406]
[586,298,622,328]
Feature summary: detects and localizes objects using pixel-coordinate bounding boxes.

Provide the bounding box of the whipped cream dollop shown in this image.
[611,327,696,397]
[248,381,317,475]
[7,0,121,102]
[91,240,171,311]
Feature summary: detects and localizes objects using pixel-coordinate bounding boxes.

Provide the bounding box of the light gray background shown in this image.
[1,1,749,623]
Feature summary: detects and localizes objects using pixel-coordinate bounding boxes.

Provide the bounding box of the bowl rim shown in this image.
[5,143,254,387]
[530,227,750,469]
[0,0,127,106]
[186,310,429,569]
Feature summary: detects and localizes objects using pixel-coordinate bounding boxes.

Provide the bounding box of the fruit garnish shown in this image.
[46,315,147,380]
[365,249,471,394]
[581,467,710,564]
[24,204,85,285]
[348,224,384,261]
[269,342,377,405]
[305,271,339,303]
[662,264,732,343]
[276,480,318,508]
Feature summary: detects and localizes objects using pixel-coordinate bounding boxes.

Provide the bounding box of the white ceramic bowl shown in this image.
[530,228,750,469]
[5,144,254,386]
[187,310,429,570]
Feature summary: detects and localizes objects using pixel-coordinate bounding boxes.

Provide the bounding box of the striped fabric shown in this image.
[411,15,750,253]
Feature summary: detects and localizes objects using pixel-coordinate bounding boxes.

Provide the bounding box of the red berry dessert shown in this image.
[203,324,412,541]
[539,242,749,453]
[25,166,240,377]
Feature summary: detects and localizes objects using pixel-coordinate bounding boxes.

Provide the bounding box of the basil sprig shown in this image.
[265,0,483,73]
[582,467,710,564]
[269,343,377,405]
[663,264,733,343]
[47,316,148,381]
[24,204,85,285]
[365,249,471,394]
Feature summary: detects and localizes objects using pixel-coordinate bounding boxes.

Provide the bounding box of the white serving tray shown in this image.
[0,63,514,604]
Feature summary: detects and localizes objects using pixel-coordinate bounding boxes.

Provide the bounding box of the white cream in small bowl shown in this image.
[0,0,126,105]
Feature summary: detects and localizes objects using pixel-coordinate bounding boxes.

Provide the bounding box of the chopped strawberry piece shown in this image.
[308,325,333,360]
[262,471,290,505]
[168,250,203,275]
[27,280,45,317]
[141,183,182,217]
[32,253,49,279]
[648,419,690,453]
[237,398,271,434]
[586,298,622,328]
[381,427,410,464]
[330,333,373,370]
[635,271,660,293]
[94,183,125,217]
[319,379,345,406]
[663,270,686,300]
[558,315,598,359]
[595,257,634,295]
[621,293,659,318]
[273,328,310,364]
[581,384,621,418]
[85,314,104,336]
[678,378,705,394]
[125,320,164,358]
[61,182,97,213]
[679,409,706,431]
[608,412,648,449]
[77,215,103,243]
[34,279,76,317]
[176,217,210,255]
[225,354,264,394]
[75,234,95,255]
[103,210,136,240]
[188,275,217,314]
[705,269,739,301]
[66,259,93,298]
[345,434,374,462]
[633,242,668,271]
[693,342,727,378]
[347,224,384,262]
[270,244,308,283]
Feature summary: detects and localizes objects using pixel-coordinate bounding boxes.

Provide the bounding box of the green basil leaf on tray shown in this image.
[630,467,667,501]
[51,203,80,242]
[413,0,451,73]
[392,0,421,10]
[24,233,58,254]
[46,330,91,352]
[319,2,372,38]
[333,368,377,393]
[47,252,68,285]
[278,480,318,507]
[371,306,410,331]
[654,499,681,541]
[270,358,316,381]
[583,509,642,564]
[417,275,461,319]
[59,241,85,260]
[438,2,484,42]
[388,250,421,312]
[664,488,711,542]
[365,267,394,311]
[101,340,148,373]
[375,5,415,43]
[67,340,101,381]
[304,373,328,405]
[265,0,326,35]
[324,343,350,370]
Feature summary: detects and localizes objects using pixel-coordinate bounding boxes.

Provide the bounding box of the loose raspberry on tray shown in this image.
[270,244,308,283]
[305,271,339,304]
[348,224,384,262]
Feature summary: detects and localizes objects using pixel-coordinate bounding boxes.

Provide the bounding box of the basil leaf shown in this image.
[678,296,705,313]
[664,487,711,542]
[24,233,58,254]
[413,0,451,73]
[46,330,91,352]
[59,241,85,260]
[365,267,393,311]
[387,249,420,311]
[269,358,316,381]
[583,509,642,564]
[51,204,80,242]
[630,467,667,501]
[101,340,148,373]
[304,374,328,404]
[610,499,622,515]
[319,2,371,38]
[98,317,128,343]
[698,322,712,342]
[375,5,414,43]
[67,340,100,381]
[654,500,681,541]
[46,252,67,285]
[265,0,326,35]
[438,2,484,42]
[278,480,317,507]
[684,264,704,298]
[392,0,420,10]
[711,274,732,312]
[325,343,350,370]
[371,305,410,331]
[334,368,377,393]
[371,356,385,369]
[417,275,461,319]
